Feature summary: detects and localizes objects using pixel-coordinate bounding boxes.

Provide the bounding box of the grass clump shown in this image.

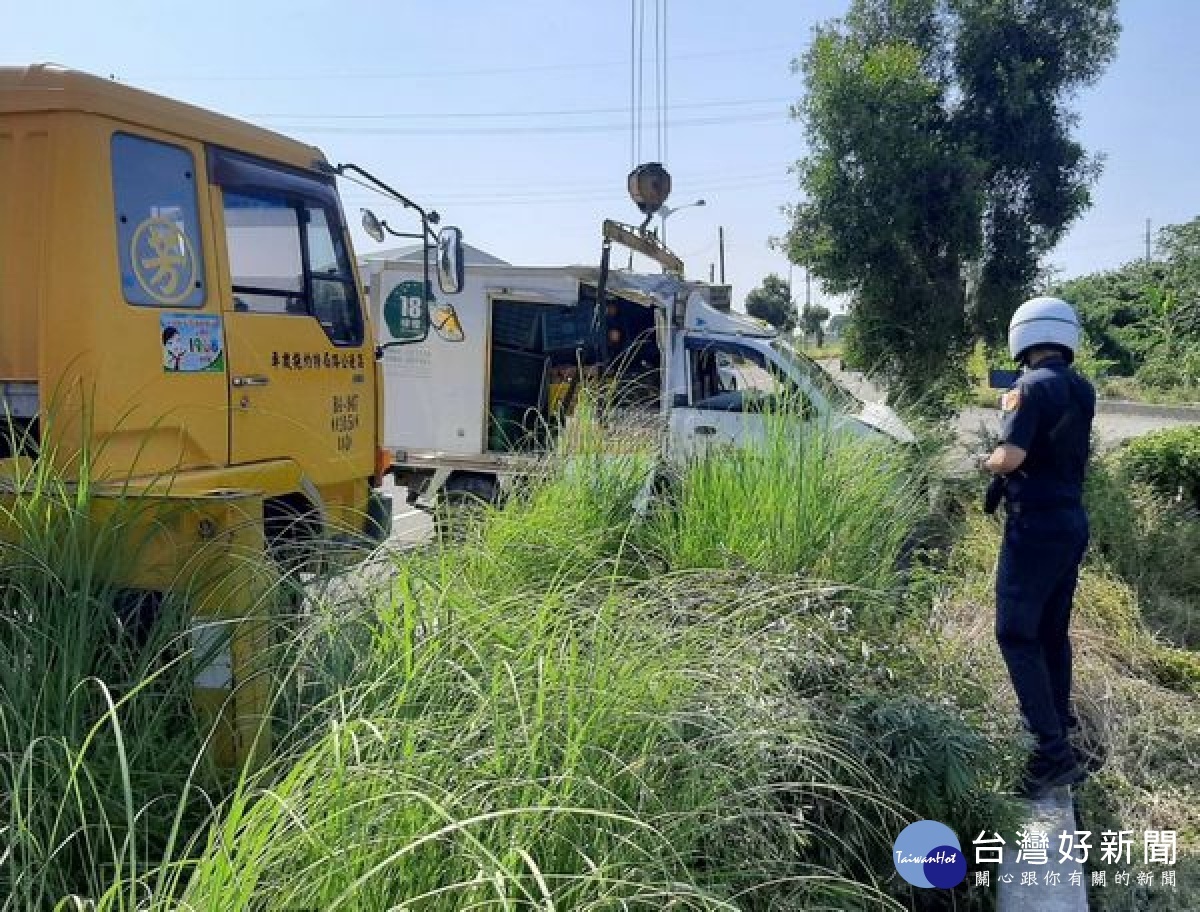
[1118,425,1200,509]
[117,449,905,910]
[165,584,743,909]
[0,447,224,909]
[644,411,925,591]
[635,414,1021,908]
[1085,451,1200,648]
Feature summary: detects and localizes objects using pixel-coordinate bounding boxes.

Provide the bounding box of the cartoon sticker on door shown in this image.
[161,313,225,373]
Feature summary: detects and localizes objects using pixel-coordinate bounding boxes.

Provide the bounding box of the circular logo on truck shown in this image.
[384,280,463,343]
[384,280,432,343]
[892,820,967,889]
[131,216,198,305]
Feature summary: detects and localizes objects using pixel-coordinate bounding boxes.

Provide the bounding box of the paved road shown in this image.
[385,480,433,546]
[819,360,1196,451]
[956,405,1192,451]
[303,481,430,606]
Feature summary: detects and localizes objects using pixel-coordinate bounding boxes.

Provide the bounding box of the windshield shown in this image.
[769,339,862,412]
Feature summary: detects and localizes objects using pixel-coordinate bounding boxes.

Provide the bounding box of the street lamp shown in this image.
[658,198,706,245]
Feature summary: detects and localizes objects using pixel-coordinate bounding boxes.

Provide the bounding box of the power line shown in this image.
[250,95,793,122]
[268,110,785,137]
[636,0,646,163]
[629,0,637,169]
[341,173,791,207]
[655,0,663,160]
[340,166,789,201]
[663,0,670,163]
[125,42,797,84]
[629,0,674,164]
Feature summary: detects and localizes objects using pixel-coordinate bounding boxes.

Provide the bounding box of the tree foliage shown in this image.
[745,274,798,332]
[785,0,1119,402]
[1053,215,1200,388]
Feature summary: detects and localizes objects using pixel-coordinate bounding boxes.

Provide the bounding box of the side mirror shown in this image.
[436,226,465,295]
[361,209,386,243]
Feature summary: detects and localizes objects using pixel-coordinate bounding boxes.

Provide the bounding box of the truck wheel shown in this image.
[434,475,499,543]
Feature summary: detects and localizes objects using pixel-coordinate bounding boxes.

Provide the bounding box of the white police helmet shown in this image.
[1008,296,1081,363]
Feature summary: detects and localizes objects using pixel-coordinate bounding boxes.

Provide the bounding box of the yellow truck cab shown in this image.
[0,64,406,554]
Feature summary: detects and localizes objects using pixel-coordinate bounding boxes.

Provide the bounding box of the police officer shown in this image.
[980,296,1096,798]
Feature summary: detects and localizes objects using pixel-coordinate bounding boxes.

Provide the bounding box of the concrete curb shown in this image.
[971,401,1200,422]
[1094,400,1200,421]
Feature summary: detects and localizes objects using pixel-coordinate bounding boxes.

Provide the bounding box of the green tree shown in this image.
[745,274,798,332]
[785,0,1119,403]
[1052,215,1200,380]
[1052,262,1164,375]
[1157,216,1200,337]
[801,302,832,347]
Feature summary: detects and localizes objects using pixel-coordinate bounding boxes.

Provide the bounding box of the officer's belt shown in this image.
[1005,498,1081,515]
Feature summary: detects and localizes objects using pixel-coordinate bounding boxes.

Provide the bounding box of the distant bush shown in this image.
[1119,425,1200,508]
[1134,342,1200,390]
[1098,376,1200,406]
[1086,443,1200,649]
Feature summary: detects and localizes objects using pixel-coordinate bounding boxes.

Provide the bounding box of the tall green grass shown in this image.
[644,411,925,592]
[47,432,910,910]
[126,574,883,909]
[1085,452,1200,648]
[0,437,220,909]
[5,409,1014,911]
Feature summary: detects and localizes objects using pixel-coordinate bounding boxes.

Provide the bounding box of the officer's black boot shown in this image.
[1020,746,1087,799]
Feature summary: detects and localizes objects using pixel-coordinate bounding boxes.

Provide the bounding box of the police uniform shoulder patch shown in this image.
[1001,388,1022,412]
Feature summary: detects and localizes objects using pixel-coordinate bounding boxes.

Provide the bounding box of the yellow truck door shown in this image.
[207,149,374,488]
[89,127,230,477]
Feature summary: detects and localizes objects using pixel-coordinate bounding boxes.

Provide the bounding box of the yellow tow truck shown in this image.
[0,64,463,764]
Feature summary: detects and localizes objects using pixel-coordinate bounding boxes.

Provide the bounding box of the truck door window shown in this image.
[688,344,814,416]
[224,192,304,314]
[304,206,363,346]
[111,133,206,307]
[689,348,722,404]
[222,191,364,346]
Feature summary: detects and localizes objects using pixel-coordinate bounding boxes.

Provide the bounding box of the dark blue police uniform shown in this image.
[995,354,1095,770]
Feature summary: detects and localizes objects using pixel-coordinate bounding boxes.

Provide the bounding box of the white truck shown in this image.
[359,256,915,511]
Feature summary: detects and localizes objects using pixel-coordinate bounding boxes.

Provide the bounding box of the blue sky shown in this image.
[5,1,1198,312]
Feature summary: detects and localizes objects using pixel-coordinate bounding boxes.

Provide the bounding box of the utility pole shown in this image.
[1146,218,1153,265]
[709,262,715,283]
[718,226,726,284]
[805,267,812,309]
